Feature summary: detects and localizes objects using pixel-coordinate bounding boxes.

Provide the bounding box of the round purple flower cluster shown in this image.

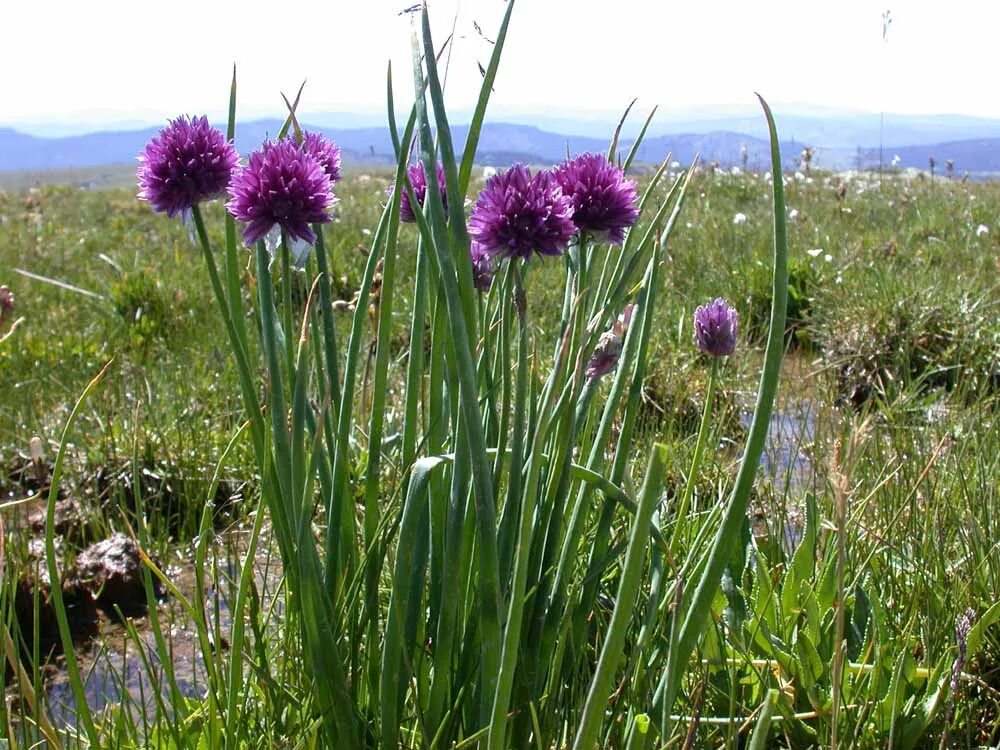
[694,298,739,357]
[554,153,638,244]
[391,161,448,223]
[137,115,238,218]
[468,164,576,261]
[301,131,342,183]
[226,139,335,247]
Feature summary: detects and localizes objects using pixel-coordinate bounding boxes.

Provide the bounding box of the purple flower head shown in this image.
[226,139,334,248]
[586,304,635,381]
[694,298,739,357]
[390,161,447,223]
[470,242,495,293]
[947,608,977,723]
[301,131,342,183]
[137,115,238,218]
[555,153,639,244]
[468,164,576,261]
[0,285,13,324]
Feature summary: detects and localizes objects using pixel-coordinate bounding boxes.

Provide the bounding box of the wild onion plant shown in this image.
[33,4,797,748]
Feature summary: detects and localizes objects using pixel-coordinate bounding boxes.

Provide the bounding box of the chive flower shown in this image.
[586,304,635,381]
[554,153,639,244]
[226,139,334,249]
[468,164,576,261]
[470,242,495,292]
[694,298,739,357]
[136,115,238,218]
[0,285,13,324]
[390,161,447,223]
[300,131,342,183]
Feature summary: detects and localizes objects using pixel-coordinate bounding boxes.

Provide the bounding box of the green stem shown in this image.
[657,93,788,729]
[572,445,668,750]
[669,358,719,555]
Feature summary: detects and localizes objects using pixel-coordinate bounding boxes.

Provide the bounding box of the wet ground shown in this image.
[4,512,283,737]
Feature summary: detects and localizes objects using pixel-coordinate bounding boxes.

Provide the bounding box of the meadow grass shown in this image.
[2,116,1000,745]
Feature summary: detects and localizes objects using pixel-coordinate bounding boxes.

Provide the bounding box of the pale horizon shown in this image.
[3,0,997,134]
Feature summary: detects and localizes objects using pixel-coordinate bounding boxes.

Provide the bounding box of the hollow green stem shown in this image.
[670,357,719,555]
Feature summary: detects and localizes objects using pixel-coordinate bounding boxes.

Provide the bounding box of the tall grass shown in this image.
[3,5,1000,748]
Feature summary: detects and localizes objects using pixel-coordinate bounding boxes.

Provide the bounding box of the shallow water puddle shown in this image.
[9,528,284,733]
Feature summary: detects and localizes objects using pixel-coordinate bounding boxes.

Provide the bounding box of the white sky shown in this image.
[2,0,995,128]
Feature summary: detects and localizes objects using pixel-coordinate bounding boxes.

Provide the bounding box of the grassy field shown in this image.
[2,165,1000,747]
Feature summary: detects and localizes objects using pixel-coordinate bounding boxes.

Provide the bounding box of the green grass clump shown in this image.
[2,23,1000,745]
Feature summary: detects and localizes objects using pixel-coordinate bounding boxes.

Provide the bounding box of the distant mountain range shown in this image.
[1,110,999,177]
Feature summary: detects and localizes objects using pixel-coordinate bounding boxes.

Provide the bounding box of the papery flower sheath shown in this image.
[470,242,495,292]
[586,304,635,381]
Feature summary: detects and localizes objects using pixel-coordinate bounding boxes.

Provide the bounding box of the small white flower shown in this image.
[976,224,989,237]
[788,208,799,221]
[733,212,747,226]
[807,248,824,258]
[824,253,833,262]
[891,154,901,167]
[483,166,497,179]
[670,160,681,169]
[730,166,742,176]
[794,171,806,181]
[362,228,372,236]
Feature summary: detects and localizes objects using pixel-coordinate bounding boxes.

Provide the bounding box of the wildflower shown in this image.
[733,212,747,226]
[226,139,334,253]
[587,304,635,381]
[554,152,639,244]
[788,208,799,221]
[137,115,238,219]
[976,224,989,237]
[390,161,447,223]
[470,242,495,292]
[468,164,575,261]
[0,285,13,324]
[694,298,738,357]
[945,609,976,726]
[300,131,342,183]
